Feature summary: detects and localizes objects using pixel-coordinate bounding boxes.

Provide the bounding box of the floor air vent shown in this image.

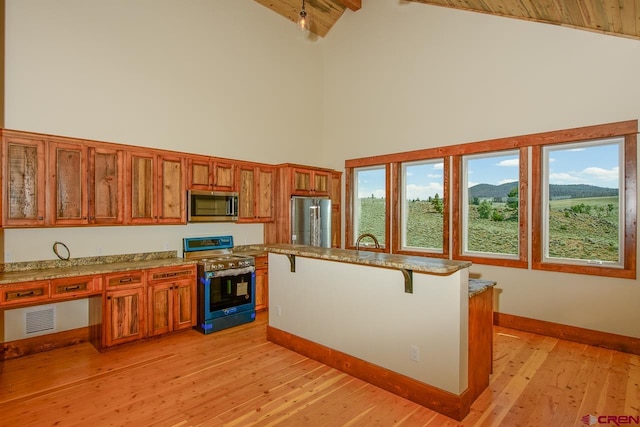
[25,307,56,335]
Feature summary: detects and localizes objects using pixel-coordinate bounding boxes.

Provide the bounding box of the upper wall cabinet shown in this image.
[290,167,331,196]
[88,146,125,225]
[48,138,89,225]
[237,163,274,223]
[2,132,47,227]
[126,151,185,225]
[186,155,235,192]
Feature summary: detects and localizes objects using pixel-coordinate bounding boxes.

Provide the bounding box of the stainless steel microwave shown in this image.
[187,190,239,222]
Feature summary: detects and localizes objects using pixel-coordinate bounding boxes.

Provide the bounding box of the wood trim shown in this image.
[518,147,528,265]
[452,155,462,259]
[345,168,354,248]
[267,326,473,421]
[494,312,640,356]
[0,326,89,360]
[531,145,543,268]
[344,120,638,168]
[624,134,637,274]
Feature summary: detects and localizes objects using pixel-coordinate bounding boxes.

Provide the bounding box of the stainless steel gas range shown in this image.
[183,235,256,334]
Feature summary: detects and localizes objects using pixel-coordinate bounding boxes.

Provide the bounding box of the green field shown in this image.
[356,196,619,261]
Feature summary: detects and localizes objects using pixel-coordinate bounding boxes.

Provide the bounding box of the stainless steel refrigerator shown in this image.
[291,196,332,248]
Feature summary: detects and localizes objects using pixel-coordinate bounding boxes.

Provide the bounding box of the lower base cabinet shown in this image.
[104,270,146,347]
[105,287,146,347]
[103,265,196,348]
[147,266,197,337]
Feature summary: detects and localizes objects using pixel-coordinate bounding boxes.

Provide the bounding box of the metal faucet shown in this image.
[355,233,380,250]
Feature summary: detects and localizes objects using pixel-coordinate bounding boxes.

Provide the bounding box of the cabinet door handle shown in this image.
[17,291,35,297]
[38,216,44,220]
[64,285,81,291]
[119,278,133,283]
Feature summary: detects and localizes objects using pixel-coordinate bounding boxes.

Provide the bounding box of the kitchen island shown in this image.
[258,244,493,421]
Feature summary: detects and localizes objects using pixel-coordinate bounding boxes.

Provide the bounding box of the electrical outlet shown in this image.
[410,345,419,362]
[97,247,103,256]
[276,305,282,317]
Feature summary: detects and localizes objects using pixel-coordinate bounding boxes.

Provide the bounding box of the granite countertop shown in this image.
[245,243,472,276]
[0,251,197,285]
[468,279,497,298]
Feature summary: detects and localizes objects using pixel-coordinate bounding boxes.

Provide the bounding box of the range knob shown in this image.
[217,263,224,270]
[229,262,235,268]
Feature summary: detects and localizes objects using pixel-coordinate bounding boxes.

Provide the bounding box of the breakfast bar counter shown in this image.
[259,246,492,421]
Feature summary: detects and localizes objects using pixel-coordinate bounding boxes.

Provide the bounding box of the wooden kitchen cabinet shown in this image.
[48,138,88,225]
[50,275,102,300]
[146,265,197,336]
[104,271,146,347]
[0,280,50,307]
[237,163,274,223]
[127,151,156,224]
[187,155,235,191]
[88,146,124,225]
[2,132,47,227]
[126,151,185,224]
[291,167,331,196]
[264,165,341,247]
[254,255,268,311]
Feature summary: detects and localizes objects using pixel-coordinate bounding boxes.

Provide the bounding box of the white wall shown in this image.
[6,0,324,164]
[4,0,325,261]
[321,1,640,338]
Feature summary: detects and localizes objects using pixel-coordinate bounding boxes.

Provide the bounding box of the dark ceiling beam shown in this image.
[340,0,361,11]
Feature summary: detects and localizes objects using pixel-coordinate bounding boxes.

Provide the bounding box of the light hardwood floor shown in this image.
[0,311,638,426]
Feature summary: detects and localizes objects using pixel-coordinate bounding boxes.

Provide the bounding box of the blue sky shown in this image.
[356,139,621,199]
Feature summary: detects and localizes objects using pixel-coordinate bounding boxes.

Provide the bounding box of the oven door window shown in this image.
[208,271,253,311]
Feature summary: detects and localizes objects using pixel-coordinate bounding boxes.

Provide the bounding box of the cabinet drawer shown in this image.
[51,275,102,299]
[0,281,50,307]
[254,256,268,269]
[147,265,196,283]
[105,271,145,290]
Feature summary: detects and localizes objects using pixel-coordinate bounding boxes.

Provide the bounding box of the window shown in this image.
[541,138,624,268]
[345,120,636,278]
[351,165,389,249]
[461,151,522,259]
[399,159,446,254]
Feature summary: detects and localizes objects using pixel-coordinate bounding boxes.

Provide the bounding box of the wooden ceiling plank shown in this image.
[636,0,640,36]
[619,0,637,35]
[514,0,539,19]
[553,0,583,27]
[603,0,624,33]
[496,0,532,18]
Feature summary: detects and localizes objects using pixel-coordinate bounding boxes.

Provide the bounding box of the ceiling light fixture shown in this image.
[297,0,310,31]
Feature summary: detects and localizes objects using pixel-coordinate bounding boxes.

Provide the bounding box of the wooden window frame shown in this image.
[392,158,450,259]
[452,148,528,268]
[532,132,637,279]
[345,163,391,252]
